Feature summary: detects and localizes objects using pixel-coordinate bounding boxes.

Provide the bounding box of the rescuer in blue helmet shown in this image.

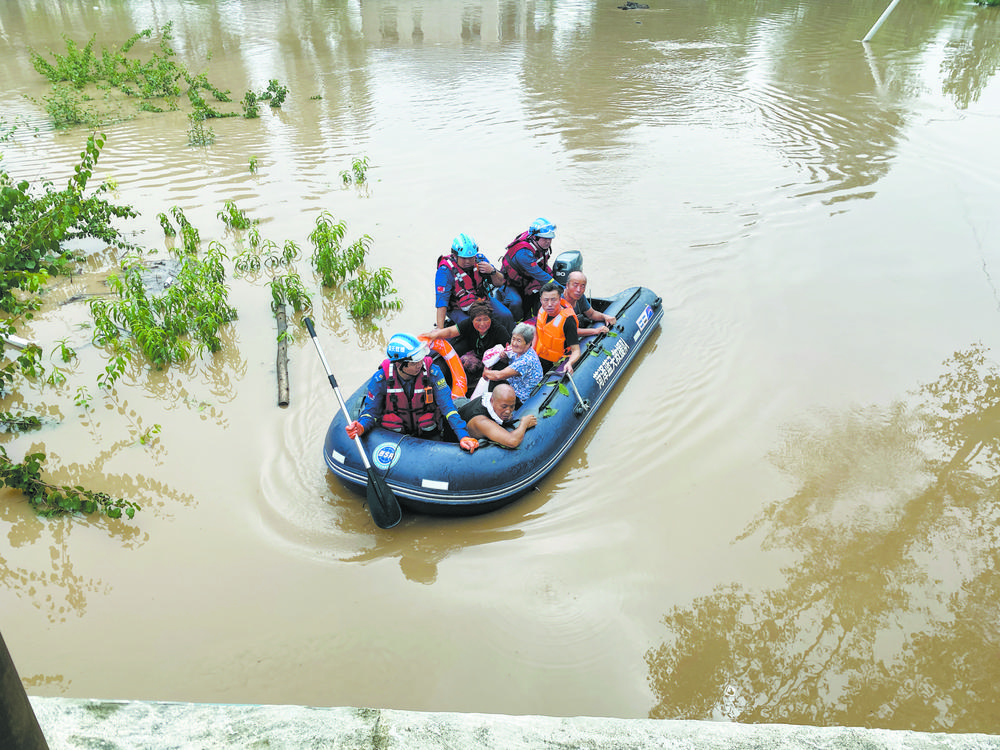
[497,217,558,320]
[434,232,514,334]
[345,332,479,453]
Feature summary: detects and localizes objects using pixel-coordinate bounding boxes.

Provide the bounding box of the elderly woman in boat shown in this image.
[475,322,544,408]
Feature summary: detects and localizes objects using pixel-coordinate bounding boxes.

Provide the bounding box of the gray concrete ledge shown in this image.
[29,697,1000,750]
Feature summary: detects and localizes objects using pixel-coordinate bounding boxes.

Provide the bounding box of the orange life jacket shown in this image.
[380,357,440,434]
[534,301,578,363]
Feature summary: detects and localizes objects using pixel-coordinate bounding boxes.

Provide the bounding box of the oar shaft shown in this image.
[863,0,902,42]
[304,318,373,470]
[303,317,402,530]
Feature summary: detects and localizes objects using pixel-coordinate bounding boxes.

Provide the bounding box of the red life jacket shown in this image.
[380,357,440,434]
[500,231,553,295]
[534,301,578,363]
[437,254,487,312]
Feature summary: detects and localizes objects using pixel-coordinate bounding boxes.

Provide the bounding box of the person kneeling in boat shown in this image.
[561,271,616,338]
[458,384,537,449]
[420,301,510,394]
[534,281,581,374]
[345,333,479,454]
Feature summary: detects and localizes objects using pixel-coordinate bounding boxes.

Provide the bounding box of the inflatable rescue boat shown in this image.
[322,281,663,516]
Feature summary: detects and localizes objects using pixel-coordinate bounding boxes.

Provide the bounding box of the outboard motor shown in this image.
[552,250,583,286]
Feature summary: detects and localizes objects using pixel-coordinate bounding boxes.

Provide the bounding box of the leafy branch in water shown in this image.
[0,411,42,433]
[339,156,370,186]
[309,211,400,318]
[242,91,260,118]
[257,79,289,108]
[218,200,255,231]
[1,132,136,316]
[187,111,215,146]
[170,206,201,254]
[28,23,282,128]
[0,446,139,520]
[89,238,237,374]
[345,267,402,318]
[0,336,43,395]
[309,212,353,285]
[269,270,312,314]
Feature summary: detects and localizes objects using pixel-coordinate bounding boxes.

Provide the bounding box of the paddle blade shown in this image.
[366,467,402,529]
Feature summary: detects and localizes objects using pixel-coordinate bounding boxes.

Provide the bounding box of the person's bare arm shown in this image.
[577,323,609,338]
[421,324,459,340]
[483,365,518,381]
[467,414,537,448]
[585,304,616,327]
[565,344,581,374]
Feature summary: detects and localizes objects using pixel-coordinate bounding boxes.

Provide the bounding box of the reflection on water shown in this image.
[21,672,70,693]
[940,6,1000,109]
[0,440,196,620]
[645,344,1000,732]
[2,0,1000,721]
[1,492,111,623]
[343,513,528,585]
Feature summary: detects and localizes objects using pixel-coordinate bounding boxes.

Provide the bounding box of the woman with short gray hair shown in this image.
[479,322,544,407]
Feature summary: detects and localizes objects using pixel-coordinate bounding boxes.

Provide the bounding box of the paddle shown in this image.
[304,318,402,529]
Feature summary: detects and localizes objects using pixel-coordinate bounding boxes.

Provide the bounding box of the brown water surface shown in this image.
[2,0,1000,731]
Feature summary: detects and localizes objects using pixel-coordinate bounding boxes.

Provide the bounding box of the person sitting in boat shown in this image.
[435,232,514,334]
[562,271,616,338]
[477,322,544,407]
[458,384,538,449]
[420,301,510,393]
[496,217,558,321]
[345,333,479,454]
[534,281,581,374]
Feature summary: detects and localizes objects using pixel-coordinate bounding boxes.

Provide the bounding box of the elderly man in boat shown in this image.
[345,333,479,453]
[561,271,616,337]
[458,383,537,448]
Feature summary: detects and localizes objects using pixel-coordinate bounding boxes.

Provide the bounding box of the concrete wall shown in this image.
[0,632,48,750]
[29,697,1000,750]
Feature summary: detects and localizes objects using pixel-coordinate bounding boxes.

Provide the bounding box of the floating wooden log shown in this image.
[275,305,289,407]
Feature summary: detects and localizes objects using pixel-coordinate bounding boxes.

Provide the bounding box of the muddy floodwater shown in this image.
[3,0,1000,732]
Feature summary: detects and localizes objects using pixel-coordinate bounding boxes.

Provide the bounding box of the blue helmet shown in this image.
[529,217,556,239]
[386,333,429,363]
[451,233,479,258]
